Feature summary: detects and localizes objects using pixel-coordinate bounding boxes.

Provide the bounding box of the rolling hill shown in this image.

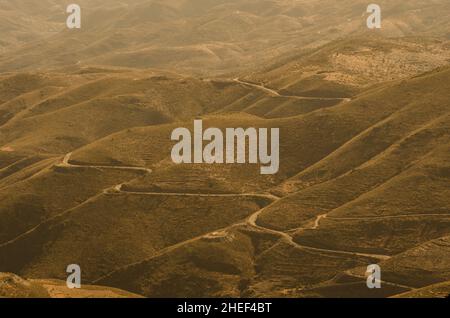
[1,0,450,74]
[0,0,449,299]
[0,63,448,297]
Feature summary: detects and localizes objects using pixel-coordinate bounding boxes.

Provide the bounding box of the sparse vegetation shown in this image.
[0,0,449,298]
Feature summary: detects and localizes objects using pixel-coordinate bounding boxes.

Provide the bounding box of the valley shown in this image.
[0,0,449,299]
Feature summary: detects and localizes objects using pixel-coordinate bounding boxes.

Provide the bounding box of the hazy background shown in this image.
[1,0,450,74]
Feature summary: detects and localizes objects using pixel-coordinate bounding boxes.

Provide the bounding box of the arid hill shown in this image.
[1,0,450,74]
[0,64,448,297]
[0,0,449,299]
[0,272,141,298]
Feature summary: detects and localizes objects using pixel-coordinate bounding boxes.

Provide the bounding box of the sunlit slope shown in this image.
[261,117,449,228]
[71,67,450,193]
[243,37,450,98]
[288,145,450,255]
[276,66,450,192]
[308,236,450,297]
[0,70,255,154]
[255,69,450,259]
[0,272,141,298]
[393,281,450,298]
[375,235,450,288]
[75,66,450,298]
[95,144,449,297]
[0,62,447,298]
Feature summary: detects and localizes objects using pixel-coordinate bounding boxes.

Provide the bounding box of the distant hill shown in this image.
[1,0,450,74]
[243,36,450,98]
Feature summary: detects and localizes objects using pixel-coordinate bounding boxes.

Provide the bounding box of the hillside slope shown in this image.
[0,66,447,298]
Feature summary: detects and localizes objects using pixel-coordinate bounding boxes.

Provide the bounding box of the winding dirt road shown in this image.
[3,150,397,286]
[247,203,390,260]
[112,183,279,200]
[60,153,152,173]
[64,152,392,262]
[233,78,352,102]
